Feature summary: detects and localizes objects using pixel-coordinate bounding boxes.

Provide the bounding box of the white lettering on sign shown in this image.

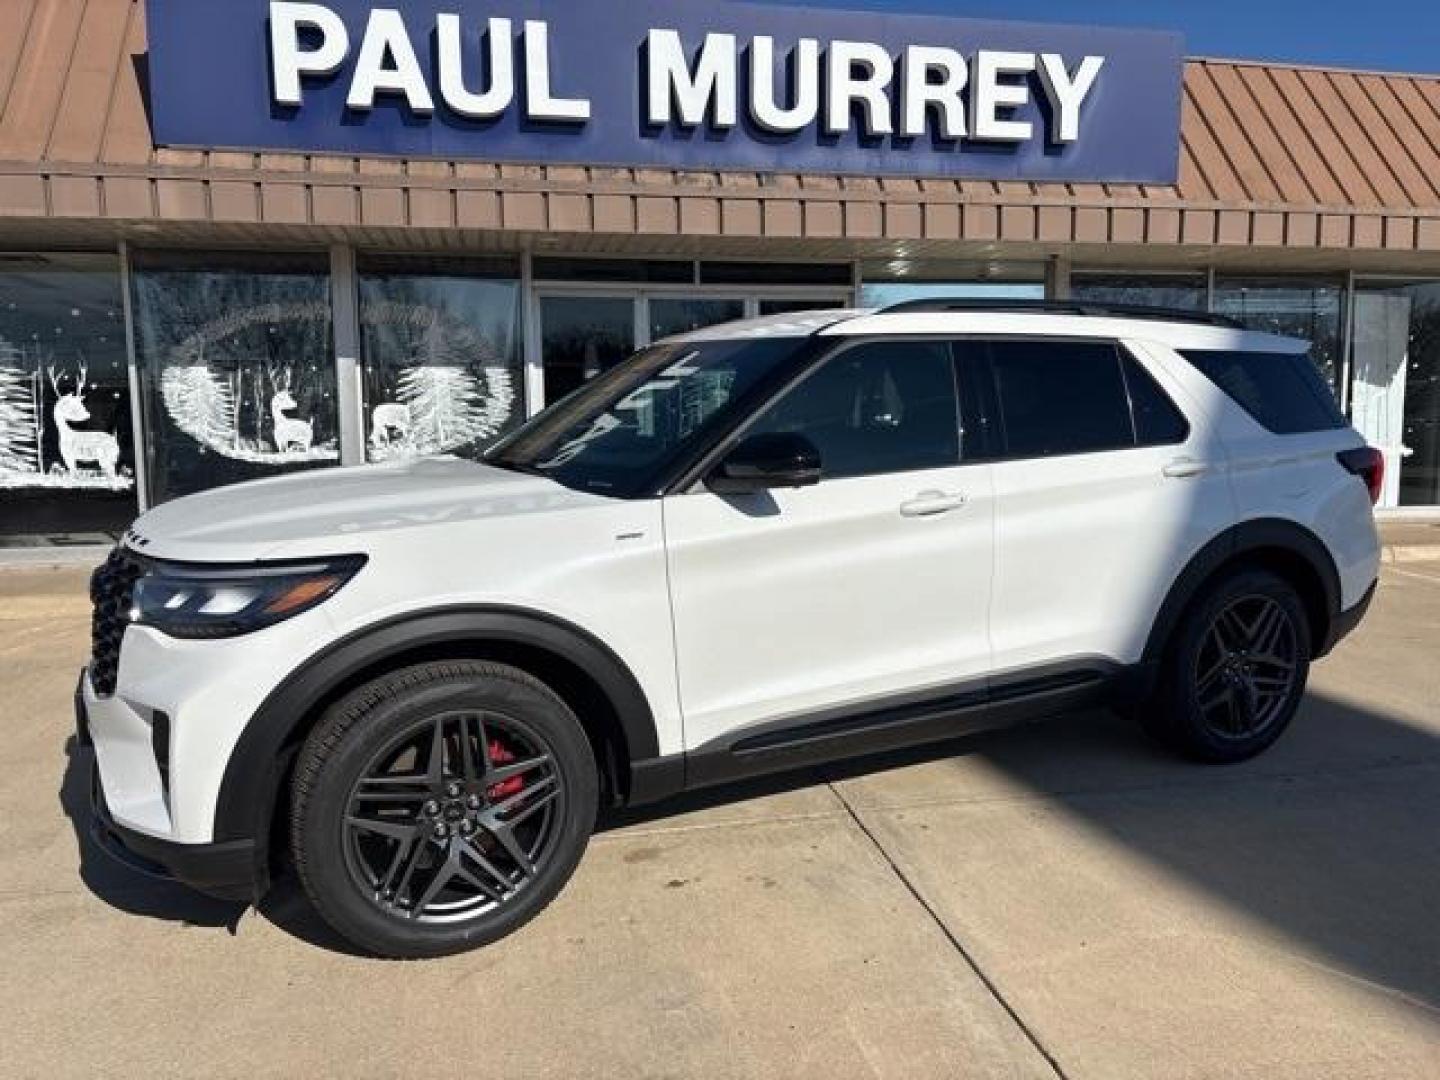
[437,14,514,119]
[270,2,350,107]
[347,8,434,113]
[900,46,968,140]
[750,36,820,133]
[523,20,591,122]
[265,3,1107,146]
[1037,53,1106,143]
[647,30,739,129]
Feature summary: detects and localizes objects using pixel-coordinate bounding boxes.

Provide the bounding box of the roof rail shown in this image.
[876,298,1243,329]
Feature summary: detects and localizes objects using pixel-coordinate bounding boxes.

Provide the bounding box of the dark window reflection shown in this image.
[0,253,135,541]
[1213,277,1345,394]
[757,299,848,316]
[130,251,335,505]
[541,296,635,404]
[648,298,744,341]
[359,256,523,463]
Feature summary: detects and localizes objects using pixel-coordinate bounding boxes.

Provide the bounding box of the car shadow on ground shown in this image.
[60,693,1440,1000]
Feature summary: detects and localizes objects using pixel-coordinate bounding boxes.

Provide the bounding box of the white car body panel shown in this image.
[663,462,995,748]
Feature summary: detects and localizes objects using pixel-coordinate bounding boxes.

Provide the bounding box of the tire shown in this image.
[1141,569,1311,763]
[290,660,597,959]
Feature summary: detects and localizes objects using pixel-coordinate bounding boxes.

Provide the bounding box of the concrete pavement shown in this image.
[0,561,1436,1077]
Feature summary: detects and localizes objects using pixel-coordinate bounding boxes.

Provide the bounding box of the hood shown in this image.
[126,457,608,562]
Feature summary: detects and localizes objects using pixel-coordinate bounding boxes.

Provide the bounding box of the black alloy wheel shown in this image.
[1191,593,1301,742]
[291,661,597,958]
[1141,568,1311,763]
[342,709,564,923]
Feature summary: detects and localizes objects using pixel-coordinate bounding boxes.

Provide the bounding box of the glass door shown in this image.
[1351,282,1440,508]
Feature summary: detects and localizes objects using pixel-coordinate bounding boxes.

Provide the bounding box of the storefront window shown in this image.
[648,298,745,340]
[1352,282,1440,507]
[358,255,522,462]
[0,253,134,542]
[858,282,1044,307]
[540,296,636,405]
[1212,277,1345,393]
[130,251,335,505]
[1073,273,1207,311]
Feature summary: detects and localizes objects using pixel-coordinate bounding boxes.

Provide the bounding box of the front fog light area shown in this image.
[130,555,366,639]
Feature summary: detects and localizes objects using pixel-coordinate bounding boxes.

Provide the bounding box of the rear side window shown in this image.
[987,341,1134,457]
[1121,353,1190,446]
[1181,349,1346,434]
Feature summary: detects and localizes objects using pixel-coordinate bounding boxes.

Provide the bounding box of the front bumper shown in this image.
[78,673,257,902]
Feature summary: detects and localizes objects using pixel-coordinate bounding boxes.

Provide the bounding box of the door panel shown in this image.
[980,339,1235,672]
[664,467,994,749]
[663,338,993,750]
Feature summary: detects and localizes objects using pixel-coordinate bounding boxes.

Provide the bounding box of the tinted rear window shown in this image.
[1180,350,1346,435]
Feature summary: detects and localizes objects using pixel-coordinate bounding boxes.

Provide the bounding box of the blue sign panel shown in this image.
[145,0,1184,184]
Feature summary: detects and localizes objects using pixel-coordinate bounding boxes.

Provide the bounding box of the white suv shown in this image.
[79,301,1382,957]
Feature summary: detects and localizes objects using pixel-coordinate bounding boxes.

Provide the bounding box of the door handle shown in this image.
[899,491,967,517]
[1162,457,1211,479]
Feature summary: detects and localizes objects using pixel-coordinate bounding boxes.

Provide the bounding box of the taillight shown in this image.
[1337,446,1385,505]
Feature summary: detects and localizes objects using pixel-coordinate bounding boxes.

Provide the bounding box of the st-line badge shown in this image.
[144,0,1184,184]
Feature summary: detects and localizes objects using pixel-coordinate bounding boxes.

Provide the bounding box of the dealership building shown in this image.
[1,0,1439,543]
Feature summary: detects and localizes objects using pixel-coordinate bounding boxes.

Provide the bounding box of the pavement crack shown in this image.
[828,780,1069,1080]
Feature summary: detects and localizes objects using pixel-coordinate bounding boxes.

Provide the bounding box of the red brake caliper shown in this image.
[486,739,524,801]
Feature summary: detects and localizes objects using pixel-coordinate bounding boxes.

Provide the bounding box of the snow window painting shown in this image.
[0,349,132,491]
[358,262,523,464]
[157,301,339,465]
[0,254,136,504]
[131,255,338,503]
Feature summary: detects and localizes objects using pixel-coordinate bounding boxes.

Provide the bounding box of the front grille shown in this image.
[89,546,146,696]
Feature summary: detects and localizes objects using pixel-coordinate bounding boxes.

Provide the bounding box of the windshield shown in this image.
[485,337,810,497]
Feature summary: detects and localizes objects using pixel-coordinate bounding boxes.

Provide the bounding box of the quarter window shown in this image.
[988,341,1135,457]
[1180,349,1347,435]
[745,341,961,480]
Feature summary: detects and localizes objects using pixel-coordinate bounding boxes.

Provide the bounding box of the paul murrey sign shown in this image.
[146,0,1184,184]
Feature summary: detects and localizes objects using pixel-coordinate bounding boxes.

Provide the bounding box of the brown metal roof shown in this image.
[1,0,1439,262]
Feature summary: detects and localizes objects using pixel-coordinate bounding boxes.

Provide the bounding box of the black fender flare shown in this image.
[212,606,661,852]
[1140,518,1342,669]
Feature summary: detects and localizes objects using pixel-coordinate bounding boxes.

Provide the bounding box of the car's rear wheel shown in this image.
[290,660,597,958]
[1143,569,1311,762]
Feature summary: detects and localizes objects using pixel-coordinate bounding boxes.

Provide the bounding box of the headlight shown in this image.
[130,555,366,639]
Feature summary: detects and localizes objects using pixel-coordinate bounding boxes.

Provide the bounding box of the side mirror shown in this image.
[707,432,822,494]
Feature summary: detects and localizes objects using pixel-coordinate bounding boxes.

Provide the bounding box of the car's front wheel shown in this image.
[1143,568,1311,763]
[290,660,597,958]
